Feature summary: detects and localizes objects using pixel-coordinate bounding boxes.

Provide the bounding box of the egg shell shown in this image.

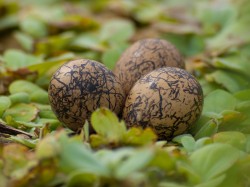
[48,59,125,131]
[114,38,185,95]
[122,67,203,140]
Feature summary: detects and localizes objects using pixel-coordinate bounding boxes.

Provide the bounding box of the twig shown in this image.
[0,121,34,138]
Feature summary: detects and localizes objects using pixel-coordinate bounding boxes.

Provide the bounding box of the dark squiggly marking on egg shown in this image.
[48,59,125,131]
[123,67,203,140]
[114,38,185,95]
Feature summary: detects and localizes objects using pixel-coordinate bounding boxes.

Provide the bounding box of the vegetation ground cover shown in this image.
[0,0,250,186]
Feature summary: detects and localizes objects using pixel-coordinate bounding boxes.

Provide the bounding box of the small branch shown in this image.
[0,121,34,138]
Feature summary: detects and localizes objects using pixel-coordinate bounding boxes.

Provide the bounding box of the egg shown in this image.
[122,67,203,140]
[48,59,125,131]
[114,38,185,95]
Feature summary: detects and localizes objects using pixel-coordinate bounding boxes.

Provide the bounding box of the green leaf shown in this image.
[89,134,108,148]
[149,149,175,171]
[234,89,250,101]
[196,2,236,35]
[194,175,226,187]
[58,134,109,176]
[203,89,237,115]
[219,110,247,131]
[3,49,43,70]
[35,32,75,55]
[212,56,250,78]
[30,90,49,104]
[237,101,250,113]
[0,96,11,117]
[14,32,34,52]
[36,135,61,159]
[213,131,247,151]
[28,52,74,75]
[134,4,162,23]
[15,120,44,128]
[194,120,218,139]
[206,70,249,93]
[173,134,196,152]
[164,34,205,57]
[123,127,157,146]
[70,33,105,51]
[2,144,30,176]
[159,182,189,187]
[0,15,18,31]
[20,16,48,38]
[115,148,154,179]
[91,108,126,143]
[35,118,61,130]
[8,136,37,149]
[102,43,128,70]
[9,92,30,105]
[95,147,135,169]
[190,143,242,181]
[66,171,97,187]
[9,80,45,95]
[3,103,39,122]
[194,137,213,150]
[38,110,57,119]
[100,19,135,43]
[180,135,196,152]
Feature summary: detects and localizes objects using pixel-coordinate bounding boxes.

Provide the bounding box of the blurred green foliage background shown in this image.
[0,0,250,187]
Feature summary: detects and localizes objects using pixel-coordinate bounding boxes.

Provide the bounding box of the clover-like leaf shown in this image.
[91,108,126,143]
[190,143,243,182]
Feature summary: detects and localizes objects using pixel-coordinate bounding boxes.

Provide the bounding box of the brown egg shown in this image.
[48,59,125,131]
[114,38,185,95]
[122,67,203,140]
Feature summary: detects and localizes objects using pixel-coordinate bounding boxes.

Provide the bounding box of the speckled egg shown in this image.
[122,67,203,140]
[114,38,185,95]
[48,59,126,131]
